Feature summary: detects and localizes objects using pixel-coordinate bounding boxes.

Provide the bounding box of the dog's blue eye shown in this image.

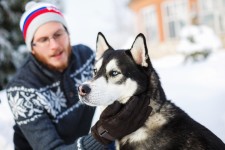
[109,70,120,77]
[93,69,97,75]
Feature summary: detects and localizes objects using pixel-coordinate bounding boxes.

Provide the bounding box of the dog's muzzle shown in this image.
[78,84,91,96]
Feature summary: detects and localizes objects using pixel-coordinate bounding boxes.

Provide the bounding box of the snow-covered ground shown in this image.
[0,90,14,150]
[1,50,225,149]
[153,50,225,143]
[1,0,225,149]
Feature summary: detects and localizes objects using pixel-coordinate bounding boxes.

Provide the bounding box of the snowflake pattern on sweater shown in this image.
[8,85,67,125]
[7,53,94,125]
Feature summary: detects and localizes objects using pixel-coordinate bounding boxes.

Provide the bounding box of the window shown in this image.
[162,0,188,40]
[141,5,159,43]
[198,0,225,34]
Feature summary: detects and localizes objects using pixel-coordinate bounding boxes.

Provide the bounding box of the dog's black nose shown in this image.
[78,84,91,96]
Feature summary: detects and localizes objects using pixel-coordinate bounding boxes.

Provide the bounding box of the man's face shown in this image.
[32,22,71,72]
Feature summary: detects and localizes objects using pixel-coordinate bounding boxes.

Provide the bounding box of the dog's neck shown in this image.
[147,71,167,115]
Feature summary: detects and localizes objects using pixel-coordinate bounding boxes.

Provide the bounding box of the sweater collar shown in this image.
[30,52,73,80]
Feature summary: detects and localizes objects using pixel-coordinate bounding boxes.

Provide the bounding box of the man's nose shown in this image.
[49,38,59,49]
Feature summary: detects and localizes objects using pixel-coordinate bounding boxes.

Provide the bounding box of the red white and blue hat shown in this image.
[20,1,68,51]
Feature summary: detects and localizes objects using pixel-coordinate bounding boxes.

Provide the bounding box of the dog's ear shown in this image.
[130,33,149,67]
[96,32,111,60]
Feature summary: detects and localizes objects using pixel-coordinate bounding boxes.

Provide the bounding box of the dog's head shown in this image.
[78,32,152,106]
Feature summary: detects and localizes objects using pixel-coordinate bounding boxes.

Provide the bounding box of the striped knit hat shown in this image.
[20,1,68,51]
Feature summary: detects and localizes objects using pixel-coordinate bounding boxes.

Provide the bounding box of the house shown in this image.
[129,0,225,58]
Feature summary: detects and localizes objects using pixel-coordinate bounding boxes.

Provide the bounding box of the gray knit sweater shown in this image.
[6,45,108,150]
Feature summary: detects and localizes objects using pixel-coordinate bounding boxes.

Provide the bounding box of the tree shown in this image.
[0,0,30,90]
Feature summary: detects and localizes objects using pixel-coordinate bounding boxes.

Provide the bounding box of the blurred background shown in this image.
[0,0,225,149]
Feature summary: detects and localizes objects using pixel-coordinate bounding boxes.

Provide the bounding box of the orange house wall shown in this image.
[129,0,198,43]
[129,0,164,42]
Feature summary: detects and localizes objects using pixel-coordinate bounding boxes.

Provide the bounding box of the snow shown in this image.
[0,90,14,150]
[152,50,225,142]
[177,24,222,53]
[1,0,225,149]
[1,50,225,149]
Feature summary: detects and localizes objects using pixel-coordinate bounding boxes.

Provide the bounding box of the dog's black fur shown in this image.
[80,32,225,149]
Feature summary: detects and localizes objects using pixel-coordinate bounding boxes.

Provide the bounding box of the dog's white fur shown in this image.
[79,33,225,150]
[81,58,138,106]
[79,33,157,144]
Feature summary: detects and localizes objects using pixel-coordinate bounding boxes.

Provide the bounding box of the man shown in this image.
[6,1,151,150]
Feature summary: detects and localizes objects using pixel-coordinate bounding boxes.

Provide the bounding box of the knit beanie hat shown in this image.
[20,1,68,51]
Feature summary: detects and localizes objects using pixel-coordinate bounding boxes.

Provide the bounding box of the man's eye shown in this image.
[39,37,48,43]
[54,33,62,39]
[109,70,120,77]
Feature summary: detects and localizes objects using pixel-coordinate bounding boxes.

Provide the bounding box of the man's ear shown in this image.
[130,33,150,67]
[96,32,111,60]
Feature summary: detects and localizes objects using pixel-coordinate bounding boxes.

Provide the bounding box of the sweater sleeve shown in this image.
[7,88,105,150]
[18,114,104,150]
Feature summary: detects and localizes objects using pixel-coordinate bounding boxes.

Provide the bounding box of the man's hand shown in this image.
[91,94,152,145]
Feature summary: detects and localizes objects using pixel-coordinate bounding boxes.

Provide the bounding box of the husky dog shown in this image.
[78,32,225,149]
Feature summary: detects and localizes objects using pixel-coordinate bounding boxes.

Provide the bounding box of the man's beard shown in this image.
[33,46,72,72]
